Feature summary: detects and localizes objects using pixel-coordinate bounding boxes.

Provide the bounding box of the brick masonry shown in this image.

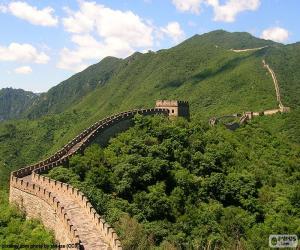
[9,103,189,250]
[10,186,75,245]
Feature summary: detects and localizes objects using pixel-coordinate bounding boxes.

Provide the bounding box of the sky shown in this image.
[0,0,299,93]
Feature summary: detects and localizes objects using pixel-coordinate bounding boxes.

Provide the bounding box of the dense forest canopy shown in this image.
[0,30,299,249]
[46,115,300,249]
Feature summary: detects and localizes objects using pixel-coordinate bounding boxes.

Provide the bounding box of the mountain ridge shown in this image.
[0,88,38,121]
[0,30,299,162]
[1,28,298,165]
[0,30,282,122]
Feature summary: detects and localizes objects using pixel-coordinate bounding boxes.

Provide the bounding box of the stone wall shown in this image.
[31,172,121,249]
[92,119,133,147]
[263,109,281,115]
[155,100,190,118]
[210,107,290,129]
[9,106,171,250]
[10,176,80,246]
[209,58,290,129]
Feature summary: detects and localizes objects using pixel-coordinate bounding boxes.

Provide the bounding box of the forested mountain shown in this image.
[47,115,300,249]
[265,42,300,108]
[26,30,281,122]
[177,30,278,50]
[0,30,278,121]
[0,30,299,249]
[0,88,37,121]
[26,56,123,118]
[1,29,300,183]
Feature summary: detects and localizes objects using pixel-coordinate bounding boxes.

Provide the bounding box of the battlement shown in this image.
[155,100,190,118]
[10,176,81,246]
[9,106,175,250]
[155,100,189,106]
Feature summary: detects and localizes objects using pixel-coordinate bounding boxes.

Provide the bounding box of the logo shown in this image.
[269,235,298,248]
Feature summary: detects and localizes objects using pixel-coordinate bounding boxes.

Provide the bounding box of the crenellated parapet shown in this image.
[9,102,184,250]
[31,172,122,249]
[10,175,81,246]
[155,100,190,118]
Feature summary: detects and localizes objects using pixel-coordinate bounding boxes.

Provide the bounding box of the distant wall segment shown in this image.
[208,58,290,130]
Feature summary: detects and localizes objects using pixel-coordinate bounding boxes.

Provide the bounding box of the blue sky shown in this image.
[0,0,299,92]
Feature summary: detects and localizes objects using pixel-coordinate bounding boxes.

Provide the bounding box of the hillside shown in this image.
[0,88,37,121]
[58,30,279,122]
[177,30,278,50]
[0,29,300,249]
[265,42,300,108]
[26,56,123,118]
[1,30,300,181]
[0,30,277,122]
[29,30,281,123]
[0,31,299,176]
[0,57,122,121]
[46,115,300,249]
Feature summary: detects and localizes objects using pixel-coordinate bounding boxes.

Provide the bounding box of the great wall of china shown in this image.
[209,49,290,129]
[9,101,189,250]
[9,46,290,249]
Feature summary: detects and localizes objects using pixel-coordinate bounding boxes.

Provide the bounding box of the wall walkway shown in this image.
[10,108,168,250]
[209,56,290,129]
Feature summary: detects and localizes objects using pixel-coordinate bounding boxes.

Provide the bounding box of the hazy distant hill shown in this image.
[0,88,37,121]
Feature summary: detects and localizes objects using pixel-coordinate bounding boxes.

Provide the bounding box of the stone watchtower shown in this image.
[155,100,190,119]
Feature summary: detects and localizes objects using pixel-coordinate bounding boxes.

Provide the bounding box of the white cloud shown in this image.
[261,27,289,43]
[57,34,134,71]
[161,22,185,43]
[57,34,134,72]
[207,0,261,22]
[172,0,202,14]
[6,1,58,26]
[94,8,153,48]
[14,66,32,74]
[0,43,49,64]
[57,48,89,72]
[59,1,186,72]
[171,0,261,22]
[62,1,153,46]
[59,1,156,71]
[57,34,102,71]
[62,4,95,33]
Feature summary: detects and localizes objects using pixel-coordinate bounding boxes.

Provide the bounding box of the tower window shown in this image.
[172,109,174,113]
